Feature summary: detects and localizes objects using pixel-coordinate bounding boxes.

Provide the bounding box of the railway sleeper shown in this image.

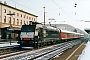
[1,40,82,60]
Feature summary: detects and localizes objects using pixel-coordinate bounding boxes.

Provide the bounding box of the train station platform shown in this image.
[0,42,20,49]
[78,41,90,60]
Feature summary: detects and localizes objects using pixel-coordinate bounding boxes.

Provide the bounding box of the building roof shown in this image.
[0,2,38,17]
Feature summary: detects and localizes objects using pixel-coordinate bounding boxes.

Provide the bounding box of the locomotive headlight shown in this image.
[26,32,28,34]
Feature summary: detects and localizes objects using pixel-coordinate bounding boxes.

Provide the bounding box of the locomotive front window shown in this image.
[21,25,36,32]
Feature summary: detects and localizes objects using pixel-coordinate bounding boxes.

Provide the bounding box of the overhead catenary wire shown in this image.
[9,0,43,14]
[9,0,72,17]
[51,0,78,20]
[52,0,69,15]
[9,0,73,17]
[9,0,51,24]
[8,0,78,23]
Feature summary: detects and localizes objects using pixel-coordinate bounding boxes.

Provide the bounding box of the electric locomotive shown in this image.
[19,22,60,48]
[19,22,84,48]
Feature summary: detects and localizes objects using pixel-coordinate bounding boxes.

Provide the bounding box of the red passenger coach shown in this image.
[60,29,84,41]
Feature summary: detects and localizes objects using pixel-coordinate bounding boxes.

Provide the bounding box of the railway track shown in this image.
[0,39,82,60]
[0,43,20,55]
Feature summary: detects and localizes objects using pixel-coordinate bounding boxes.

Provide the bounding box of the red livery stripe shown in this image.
[24,38,30,40]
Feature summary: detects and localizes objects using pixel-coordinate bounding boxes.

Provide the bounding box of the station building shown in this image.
[0,1,38,40]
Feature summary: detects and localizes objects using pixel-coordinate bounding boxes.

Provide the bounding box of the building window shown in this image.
[9,10,11,14]
[9,17,11,24]
[24,21,25,24]
[13,12,15,15]
[4,9,6,13]
[32,18,33,20]
[21,14,22,17]
[27,21,28,24]
[17,19,19,25]
[34,18,35,21]
[20,20,22,25]
[17,13,19,16]
[24,15,25,18]
[4,16,6,23]
[29,17,31,20]
[27,16,28,19]
[13,18,15,24]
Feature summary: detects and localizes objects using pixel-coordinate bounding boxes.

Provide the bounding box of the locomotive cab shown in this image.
[19,21,41,47]
[20,25,36,41]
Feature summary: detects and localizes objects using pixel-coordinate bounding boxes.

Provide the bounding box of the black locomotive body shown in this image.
[19,24,60,48]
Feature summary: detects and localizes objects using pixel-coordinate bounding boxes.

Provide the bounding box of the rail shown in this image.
[1,39,82,60]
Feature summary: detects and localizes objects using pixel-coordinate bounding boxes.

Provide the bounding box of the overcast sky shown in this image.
[1,0,90,31]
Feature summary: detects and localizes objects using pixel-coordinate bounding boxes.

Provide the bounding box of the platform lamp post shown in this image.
[7,13,15,45]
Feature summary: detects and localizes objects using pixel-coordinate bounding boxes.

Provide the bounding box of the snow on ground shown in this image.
[0,42,20,47]
[78,41,90,60]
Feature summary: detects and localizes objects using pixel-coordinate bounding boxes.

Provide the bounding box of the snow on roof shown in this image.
[61,29,76,34]
[61,29,83,35]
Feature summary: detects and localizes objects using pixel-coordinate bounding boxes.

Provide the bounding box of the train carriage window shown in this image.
[62,33,67,36]
[68,33,70,36]
[54,30,59,34]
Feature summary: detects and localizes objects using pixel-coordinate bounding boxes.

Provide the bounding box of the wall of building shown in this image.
[0,4,2,39]
[1,3,37,28]
[0,4,1,22]
[0,2,38,40]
